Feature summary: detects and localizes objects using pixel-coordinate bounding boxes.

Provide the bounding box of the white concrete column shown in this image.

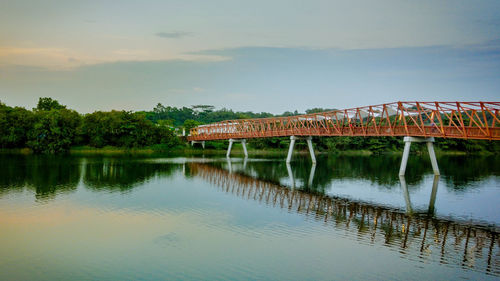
[226,139,234,158]
[286,136,296,163]
[306,136,316,164]
[399,140,412,176]
[399,136,440,176]
[426,142,440,175]
[202,141,205,149]
[241,139,248,158]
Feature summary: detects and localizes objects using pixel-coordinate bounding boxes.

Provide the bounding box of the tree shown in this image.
[305,108,337,114]
[183,119,201,132]
[82,110,180,148]
[27,108,81,153]
[36,97,66,111]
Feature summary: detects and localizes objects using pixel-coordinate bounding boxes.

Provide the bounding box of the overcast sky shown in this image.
[1,0,499,113]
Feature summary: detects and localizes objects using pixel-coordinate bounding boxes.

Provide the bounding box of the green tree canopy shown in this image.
[36,97,66,111]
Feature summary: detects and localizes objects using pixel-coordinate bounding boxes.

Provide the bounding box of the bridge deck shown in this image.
[188,101,500,141]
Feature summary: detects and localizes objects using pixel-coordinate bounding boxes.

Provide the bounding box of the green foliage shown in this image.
[183,119,201,132]
[434,138,499,153]
[0,103,35,148]
[147,103,274,126]
[82,110,180,148]
[305,108,336,114]
[36,97,66,111]
[27,108,81,153]
[249,137,287,149]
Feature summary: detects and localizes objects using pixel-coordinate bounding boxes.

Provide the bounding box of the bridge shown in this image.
[188,101,500,175]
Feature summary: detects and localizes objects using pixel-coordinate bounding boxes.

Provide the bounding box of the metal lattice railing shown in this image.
[188,101,500,141]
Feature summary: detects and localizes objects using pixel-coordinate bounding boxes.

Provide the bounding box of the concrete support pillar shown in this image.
[399,137,440,176]
[226,139,247,158]
[286,136,296,163]
[306,136,317,164]
[226,139,234,158]
[426,142,440,175]
[286,136,316,163]
[399,141,412,176]
[241,139,248,158]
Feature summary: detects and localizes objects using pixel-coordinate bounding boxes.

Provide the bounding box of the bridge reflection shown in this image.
[189,162,500,275]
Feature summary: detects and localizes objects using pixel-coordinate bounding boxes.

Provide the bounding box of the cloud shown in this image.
[155,31,192,39]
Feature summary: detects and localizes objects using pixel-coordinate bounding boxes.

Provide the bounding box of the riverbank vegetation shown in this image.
[1,97,498,154]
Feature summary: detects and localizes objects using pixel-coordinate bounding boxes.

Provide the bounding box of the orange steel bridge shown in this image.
[188,101,499,141]
[187,101,499,175]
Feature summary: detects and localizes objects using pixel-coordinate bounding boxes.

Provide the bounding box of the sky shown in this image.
[1,0,499,113]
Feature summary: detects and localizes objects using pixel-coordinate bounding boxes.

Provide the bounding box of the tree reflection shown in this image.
[438,155,500,190]
[0,154,80,201]
[83,157,179,192]
[0,153,498,200]
[218,154,499,194]
[0,155,181,198]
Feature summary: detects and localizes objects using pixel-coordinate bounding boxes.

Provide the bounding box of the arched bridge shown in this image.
[187,101,500,175]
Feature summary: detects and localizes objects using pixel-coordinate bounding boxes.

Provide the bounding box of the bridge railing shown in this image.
[188,101,500,141]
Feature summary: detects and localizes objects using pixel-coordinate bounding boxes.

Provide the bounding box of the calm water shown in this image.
[0,153,499,280]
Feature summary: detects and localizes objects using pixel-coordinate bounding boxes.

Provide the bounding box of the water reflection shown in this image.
[0,155,80,201]
[83,158,177,192]
[214,156,496,197]
[286,162,316,189]
[190,162,500,276]
[0,154,499,277]
[1,154,498,202]
[399,175,440,215]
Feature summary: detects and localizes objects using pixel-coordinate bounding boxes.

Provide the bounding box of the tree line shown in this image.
[0,98,180,153]
[0,97,498,154]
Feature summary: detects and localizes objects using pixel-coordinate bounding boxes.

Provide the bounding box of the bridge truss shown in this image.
[187,101,499,175]
[188,101,500,141]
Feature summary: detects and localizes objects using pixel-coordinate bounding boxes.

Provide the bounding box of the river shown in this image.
[0,154,499,280]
